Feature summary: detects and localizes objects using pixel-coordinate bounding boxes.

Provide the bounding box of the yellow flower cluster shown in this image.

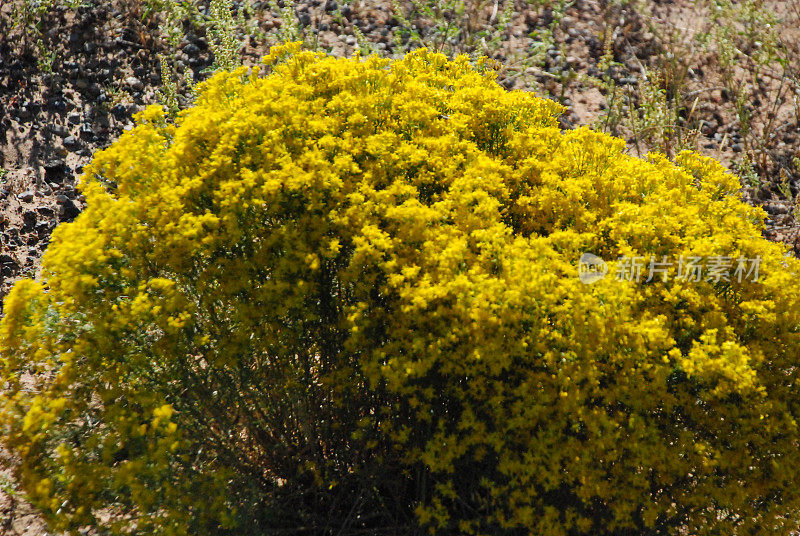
[2,43,800,535]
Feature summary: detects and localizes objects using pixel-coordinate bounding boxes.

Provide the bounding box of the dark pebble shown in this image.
[37,206,55,218]
[88,84,103,98]
[49,124,70,137]
[63,135,81,150]
[111,103,128,119]
[79,124,95,141]
[59,199,82,222]
[49,98,68,112]
[43,159,68,182]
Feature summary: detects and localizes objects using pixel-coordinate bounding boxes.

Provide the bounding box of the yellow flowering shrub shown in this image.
[2,43,800,535]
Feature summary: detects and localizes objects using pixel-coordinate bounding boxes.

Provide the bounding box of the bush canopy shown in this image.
[2,43,800,535]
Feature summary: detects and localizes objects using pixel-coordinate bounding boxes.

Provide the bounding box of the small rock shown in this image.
[17,191,35,203]
[43,159,68,183]
[49,98,68,112]
[37,206,55,218]
[88,84,103,98]
[22,210,38,228]
[68,113,81,125]
[63,136,81,150]
[125,76,144,91]
[49,124,70,137]
[60,199,82,222]
[702,119,718,135]
[15,106,32,121]
[79,124,95,141]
